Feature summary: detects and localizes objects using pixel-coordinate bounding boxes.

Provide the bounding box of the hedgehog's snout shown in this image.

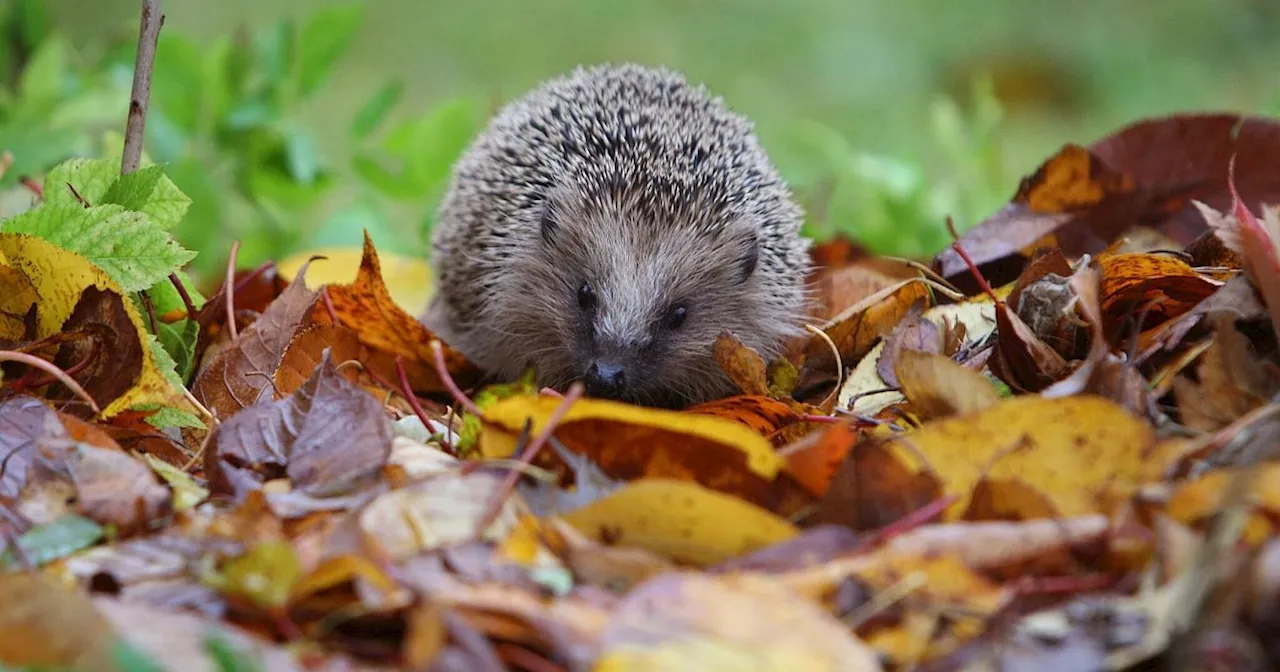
[584,360,627,399]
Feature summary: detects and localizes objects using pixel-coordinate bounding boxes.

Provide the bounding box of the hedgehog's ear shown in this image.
[736,232,759,281]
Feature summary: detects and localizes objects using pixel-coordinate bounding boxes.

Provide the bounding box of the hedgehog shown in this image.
[423,63,812,407]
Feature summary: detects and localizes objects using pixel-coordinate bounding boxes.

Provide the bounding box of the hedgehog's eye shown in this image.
[577,282,595,310]
[664,303,688,330]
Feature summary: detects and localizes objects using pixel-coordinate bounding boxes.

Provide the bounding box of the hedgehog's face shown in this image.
[510,186,770,407]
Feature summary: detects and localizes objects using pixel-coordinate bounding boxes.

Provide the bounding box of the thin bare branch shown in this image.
[121,0,164,175]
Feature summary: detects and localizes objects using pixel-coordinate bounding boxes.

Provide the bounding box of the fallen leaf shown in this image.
[204,350,392,501]
[1098,252,1222,344]
[804,278,933,374]
[315,231,481,394]
[713,330,771,396]
[192,259,320,419]
[273,323,364,397]
[815,438,943,530]
[559,478,799,567]
[0,572,119,672]
[882,395,1163,520]
[596,572,882,671]
[0,233,176,416]
[894,348,1001,421]
[783,421,861,498]
[684,393,812,445]
[936,114,1280,286]
[480,394,814,516]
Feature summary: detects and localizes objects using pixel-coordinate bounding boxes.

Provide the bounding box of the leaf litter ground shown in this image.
[3,113,1280,671]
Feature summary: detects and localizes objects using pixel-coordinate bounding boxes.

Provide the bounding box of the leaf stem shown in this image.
[225,240,240,341]
[430,339,481,416]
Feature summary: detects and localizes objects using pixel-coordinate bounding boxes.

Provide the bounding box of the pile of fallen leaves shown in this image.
[2,112,1280,672]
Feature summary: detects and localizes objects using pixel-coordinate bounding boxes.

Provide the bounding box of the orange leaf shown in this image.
[319,231,482,394]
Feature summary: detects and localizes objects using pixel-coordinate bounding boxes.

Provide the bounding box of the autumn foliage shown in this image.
[4,92,1280,672]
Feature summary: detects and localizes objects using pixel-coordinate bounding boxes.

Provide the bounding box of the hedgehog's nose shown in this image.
[585,361,626,399]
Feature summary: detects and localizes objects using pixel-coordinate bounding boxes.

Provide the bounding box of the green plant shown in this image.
[782,75,1009,257]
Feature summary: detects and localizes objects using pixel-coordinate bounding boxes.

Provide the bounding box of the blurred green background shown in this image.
[4,0,1279,286]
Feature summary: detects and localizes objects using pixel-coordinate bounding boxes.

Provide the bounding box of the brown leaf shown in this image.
[875,302,941,388]
[0,572,119,672]
[0,396,170,535]
[989,302,1072,393]
[318,231,481,394]
[684,394,811,445]
[783,421,861,498]
[274,323,364,397]
[712,331,770,396]
[804,278,932,373]
[895,349,1001,421]
[204,350,392,501]
[49,285,144,414]
[815,438,943,531]
[193,261,320,419]
[935,113,1280,286]
[1173,315,1280,432]
[1098,252,1222,344]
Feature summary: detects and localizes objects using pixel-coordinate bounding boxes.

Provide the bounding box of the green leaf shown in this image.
[141,404,206,431]
[284,129,320,185]
[204,631,267,672]
[102,166,194,231]
[381,96,482,196]
[156,318,198,384]
[101,165,163,210]
[349,79,404,140]
[42,157,117,207]
[2,203,197,292]
[295,2,363,97]
[0,514,103,569]
[17,32,69,110]
[147,332,185,391]
[110,640,169,672]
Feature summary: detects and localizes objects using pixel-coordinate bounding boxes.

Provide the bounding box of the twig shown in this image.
[0,351,101,415]
[430,339,481,416]
[121,0,164,175]
[946,216,999,304]
[167,273,197,321]
[396,355,454,457]
[225,240,240,341]
[474,383,583,536]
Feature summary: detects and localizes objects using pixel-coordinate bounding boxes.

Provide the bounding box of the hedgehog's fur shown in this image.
[425,63,811,407]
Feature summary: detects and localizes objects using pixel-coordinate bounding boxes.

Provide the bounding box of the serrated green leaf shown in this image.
[349,79,404,140]
[147,333,185,392]
[42,157,117,207]
[156,318,198,383]
[2,203,196,292]
[102,165,163,210]
[103,166,193,231]
[0,514,103,569]
[141,405,205,431]
[295,2,362,98]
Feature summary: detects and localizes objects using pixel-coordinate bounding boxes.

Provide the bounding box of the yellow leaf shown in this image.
[278,244,433,315]
[481,394,811,515]
[288,553,398,605]
[203,540,301,609]
[884,395,1160,519]
[0,233,175,417]
[1165,463,1280,547]
[559,478,798,567]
